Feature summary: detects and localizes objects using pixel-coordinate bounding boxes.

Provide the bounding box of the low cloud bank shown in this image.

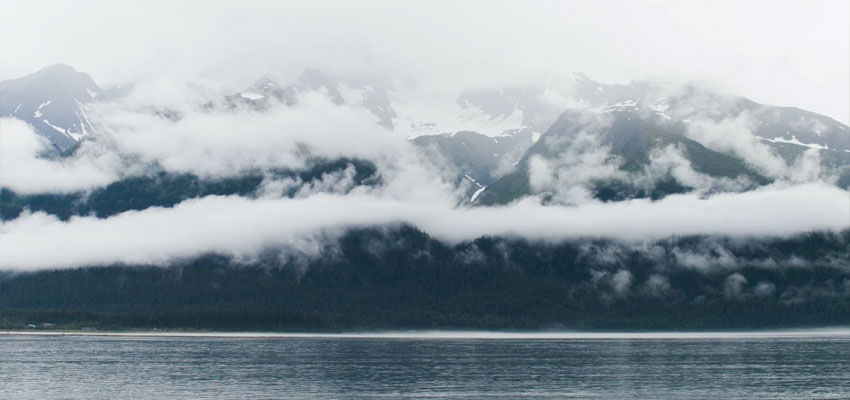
[0,90,444,197]
[0,119,120,193]
[1,80,848,272]
[1,182,846,270]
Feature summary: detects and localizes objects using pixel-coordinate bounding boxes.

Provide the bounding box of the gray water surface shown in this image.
[1,333,848,399]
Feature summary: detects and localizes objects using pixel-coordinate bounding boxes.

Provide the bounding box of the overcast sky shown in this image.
[1,0,848,123]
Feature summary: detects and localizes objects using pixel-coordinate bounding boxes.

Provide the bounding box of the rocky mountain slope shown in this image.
[0,64,102,151]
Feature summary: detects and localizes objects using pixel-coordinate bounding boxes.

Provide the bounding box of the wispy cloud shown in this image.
[1,182,846,270]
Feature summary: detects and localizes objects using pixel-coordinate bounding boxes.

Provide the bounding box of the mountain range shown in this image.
[1,64,848,331]
[2,64,846,204]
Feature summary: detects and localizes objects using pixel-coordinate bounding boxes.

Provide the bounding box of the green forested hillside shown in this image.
[0,158,378,220]
[1,227,847,331]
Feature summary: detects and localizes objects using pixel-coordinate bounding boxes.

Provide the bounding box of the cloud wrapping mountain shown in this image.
[1,182,847,270]
[0,68,848,272]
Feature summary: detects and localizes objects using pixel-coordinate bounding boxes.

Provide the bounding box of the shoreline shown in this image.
[1,328,847,340]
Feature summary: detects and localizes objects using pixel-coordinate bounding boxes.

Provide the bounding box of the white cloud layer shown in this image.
[97,91,408,177]
[1,182,847,270]
[0,92,454,203]
[0,119,119,193]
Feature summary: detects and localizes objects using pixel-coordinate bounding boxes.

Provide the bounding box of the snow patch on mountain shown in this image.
[240,92,265,100]
[470,186,487,202]
[33,101,51,118]
[393,96,527,138]
[757,135,830,150]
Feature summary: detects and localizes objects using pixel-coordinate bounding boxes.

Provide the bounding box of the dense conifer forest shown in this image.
[2,227,847,331]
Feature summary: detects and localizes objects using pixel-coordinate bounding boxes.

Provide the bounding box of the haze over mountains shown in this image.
[0,63,848,330]
[2,64,848,200]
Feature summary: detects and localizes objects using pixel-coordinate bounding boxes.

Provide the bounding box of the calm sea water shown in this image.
[0,332,848,399]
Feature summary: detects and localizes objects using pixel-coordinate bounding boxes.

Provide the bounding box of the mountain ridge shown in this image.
[1,64,847,202]
[0,64,102,151]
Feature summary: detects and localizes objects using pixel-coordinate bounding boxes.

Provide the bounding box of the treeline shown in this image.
[0,158,378,221]
[1,227,847,331]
